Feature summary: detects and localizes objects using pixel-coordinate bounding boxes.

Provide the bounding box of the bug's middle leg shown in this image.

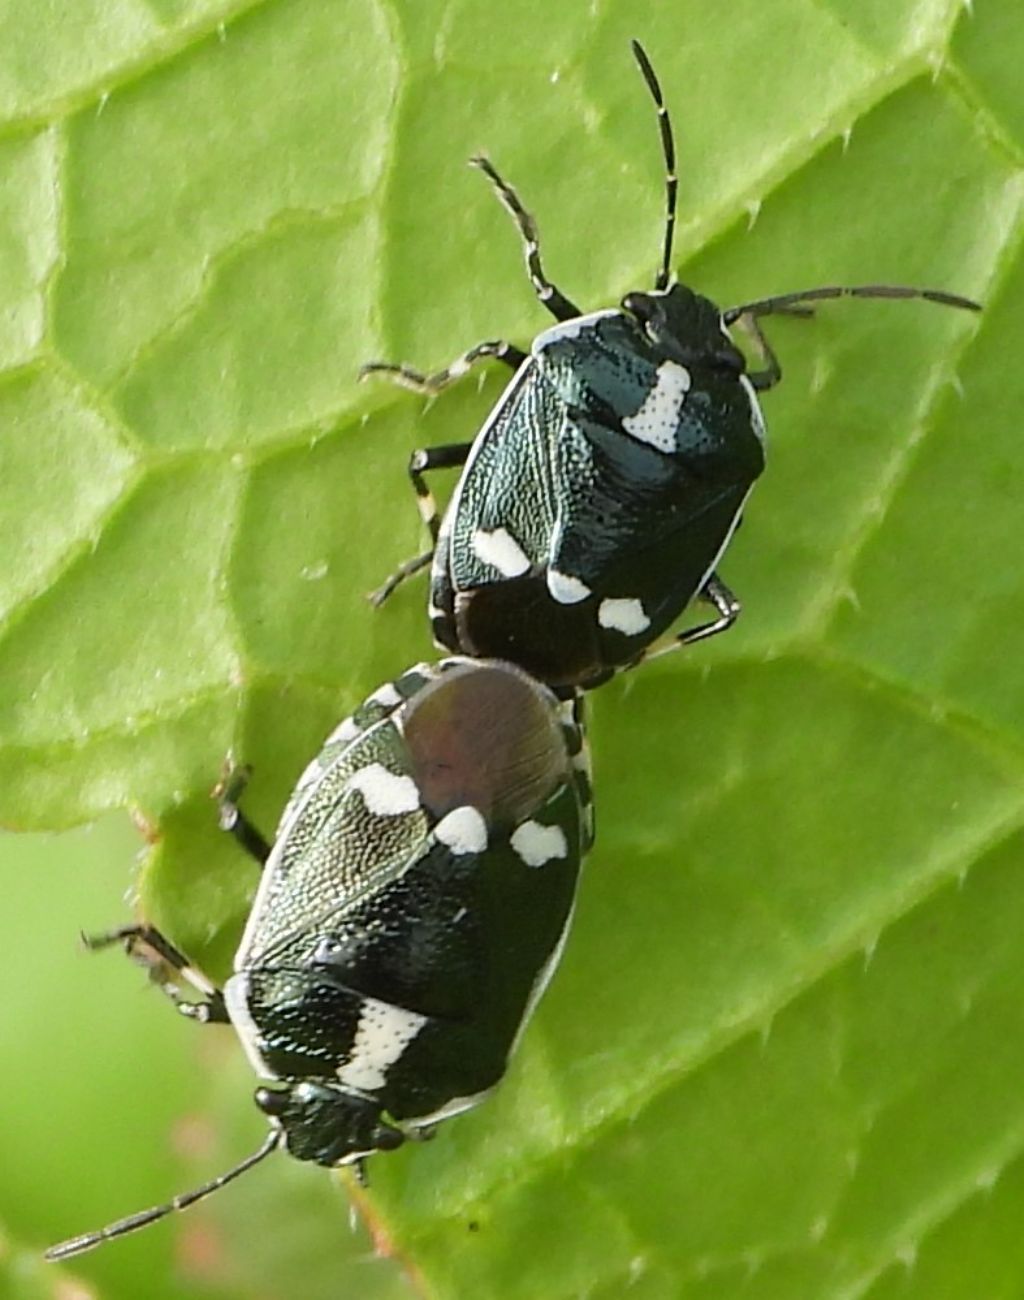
[370,442,474,606]
[84,924,229,1024]
[360,339,527,395]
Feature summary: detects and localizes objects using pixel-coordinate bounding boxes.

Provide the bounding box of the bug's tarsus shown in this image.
[723,283,982,323]
[215,763,272,866]
[360,340,527,395]
[45,1130,281,1263]
[651,574,741,660]
[630,40,677,292]
[84,923,229,1023]
[470,154,581,322]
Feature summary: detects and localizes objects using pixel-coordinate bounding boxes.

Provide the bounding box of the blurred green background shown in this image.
[3,0,1024,1297]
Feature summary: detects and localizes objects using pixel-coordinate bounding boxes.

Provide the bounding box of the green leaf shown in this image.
[2,1,1023,1297]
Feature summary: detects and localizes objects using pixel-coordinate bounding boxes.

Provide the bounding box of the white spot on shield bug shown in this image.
[337,997,428,1092]
[621,360,691,452]
[434,805,489,854]
[511,820,568,868]
[471,527,531,577]
[326,715,362,745]
[547,568,591,604]
[368,682,402,708]
[597,596,651,635]
[347,764,421,816]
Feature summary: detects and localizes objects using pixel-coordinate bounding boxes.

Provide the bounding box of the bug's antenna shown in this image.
[44,1129,281,1263]
[631,40,677,292]
[723,283,981,323]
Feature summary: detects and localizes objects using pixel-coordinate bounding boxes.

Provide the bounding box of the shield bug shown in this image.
[362,41,981,689]
[46,658,592,1261]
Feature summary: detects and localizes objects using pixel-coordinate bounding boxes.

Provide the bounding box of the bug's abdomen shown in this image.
[453,574,608,686]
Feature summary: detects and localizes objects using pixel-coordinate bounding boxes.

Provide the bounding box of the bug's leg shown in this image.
[370,442,473,606]
[470,155,582,322]
[360,340,527,395]
[736,313,782,392]
[676,574,741,645]
[369,549,433,608]
[84,925,229,1024]
[732,303,817,391]
[215,763,271,866]
[640,574,741,663]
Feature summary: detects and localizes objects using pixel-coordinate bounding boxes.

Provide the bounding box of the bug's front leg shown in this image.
[732,312,786,391]
[359,339,527,395]
[84,924,229,1024]
[470,155,582,323]
[369,442,474,606]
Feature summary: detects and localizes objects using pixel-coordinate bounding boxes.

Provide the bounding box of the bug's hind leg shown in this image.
[471,155,582,323]
[629,575,740,673]
[360,340,527,395]
[84,924,229,1025]
[369,442,473,606]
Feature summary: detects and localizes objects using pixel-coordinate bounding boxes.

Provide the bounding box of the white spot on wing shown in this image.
[471,526,530,577]
[598,596,650,635]
[547,568,590,604]
[337,997,427,1092]
[368,682,402,708]
[435,805,489,854]
[621,360,691,452]
[347,763,421,816]
[511,820,568,867]
[327,716,362,745]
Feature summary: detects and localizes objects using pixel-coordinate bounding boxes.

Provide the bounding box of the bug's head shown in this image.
[256,1081,405,1167]
[623,285,747,374]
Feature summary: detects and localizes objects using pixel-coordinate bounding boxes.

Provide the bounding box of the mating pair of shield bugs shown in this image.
[46,40,979,1261]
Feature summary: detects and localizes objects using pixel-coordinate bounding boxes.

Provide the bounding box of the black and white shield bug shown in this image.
[363,42,981,690]
[46,658,592,1261]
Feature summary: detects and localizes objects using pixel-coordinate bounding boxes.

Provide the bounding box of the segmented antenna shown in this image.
[723,283,981,323]
[45,1130,281,1262]
[631,40,677,292]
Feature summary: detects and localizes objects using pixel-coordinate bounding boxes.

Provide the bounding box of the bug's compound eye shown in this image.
[254,1086,289,1117]
[621,291,671,350]
[254,1081,402,1166]
[372,1123,405,1152]
[621,291,656,325]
